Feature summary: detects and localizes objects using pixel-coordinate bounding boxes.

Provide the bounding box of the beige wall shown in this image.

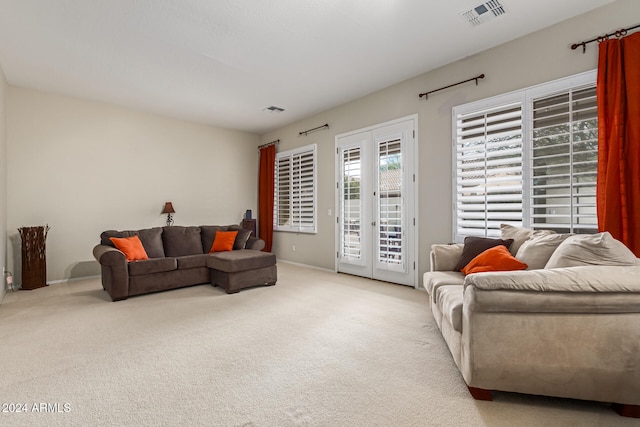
[260,0,637,282]
[0,66,6,300]
[7,88,259,283]
[3,0,635,287]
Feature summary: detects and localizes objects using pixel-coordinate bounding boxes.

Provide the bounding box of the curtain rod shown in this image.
[571,23,640,53]
[299,124,329,136]
[258,139,279,150]
[419,74,484,99]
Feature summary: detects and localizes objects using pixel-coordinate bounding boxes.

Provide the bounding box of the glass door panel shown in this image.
[336,118,415,286]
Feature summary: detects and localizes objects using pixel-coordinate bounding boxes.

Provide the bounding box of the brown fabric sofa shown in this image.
[92,225,276,301]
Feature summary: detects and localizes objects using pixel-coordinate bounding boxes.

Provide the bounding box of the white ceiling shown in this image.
[0,0,614,134]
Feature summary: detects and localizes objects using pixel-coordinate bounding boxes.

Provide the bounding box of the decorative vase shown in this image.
[18,225,50,290]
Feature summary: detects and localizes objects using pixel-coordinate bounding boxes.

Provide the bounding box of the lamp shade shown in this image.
[161,202,175,214]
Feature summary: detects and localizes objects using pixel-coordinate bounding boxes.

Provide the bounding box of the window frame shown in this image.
[452,70,597,242]
[274,143,317,234]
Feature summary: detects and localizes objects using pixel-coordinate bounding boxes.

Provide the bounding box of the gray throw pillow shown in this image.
[229,225,252,250]
[515,233,570,270]
[544,232,638,268]
[500,224,555,256]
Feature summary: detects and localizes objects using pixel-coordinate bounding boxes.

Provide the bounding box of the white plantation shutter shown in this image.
[454,101,523,240]
[452,71,597,242]
[530,85,598,233]
[274,144,317,233]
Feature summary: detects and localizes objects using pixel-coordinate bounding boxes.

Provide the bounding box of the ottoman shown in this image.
[208,250,277,294]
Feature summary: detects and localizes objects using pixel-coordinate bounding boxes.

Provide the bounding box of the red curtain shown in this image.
[258,144,276,252]
[596,32,640,256]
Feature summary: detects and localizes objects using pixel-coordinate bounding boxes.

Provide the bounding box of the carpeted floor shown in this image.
[0,262,634,426]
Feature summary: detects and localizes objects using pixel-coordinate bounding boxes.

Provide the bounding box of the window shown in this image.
[274,144,317,233]
[453,71,597,241]
[530,86,598,234]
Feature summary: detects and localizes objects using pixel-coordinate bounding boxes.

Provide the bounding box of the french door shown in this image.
[335,117,417,286]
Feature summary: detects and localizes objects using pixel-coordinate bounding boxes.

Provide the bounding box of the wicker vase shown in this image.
[18,225,50,290]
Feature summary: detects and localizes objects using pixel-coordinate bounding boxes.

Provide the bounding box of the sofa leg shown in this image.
[612,403,640,418]
[467,386,493,401]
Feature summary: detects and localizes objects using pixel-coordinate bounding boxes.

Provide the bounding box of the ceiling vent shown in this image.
[461,0,507,27]
[263,105,285,113]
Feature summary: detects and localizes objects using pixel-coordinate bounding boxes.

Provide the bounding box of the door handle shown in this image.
[371,221,376,226]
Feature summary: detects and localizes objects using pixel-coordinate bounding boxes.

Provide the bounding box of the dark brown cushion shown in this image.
[208,250,276,273]
[101,230,136,247]
[200,225,225,253]
[162,226,203,257]
[128,258,177,276]
[137,228,165,258]
[176,254,209,270]
[101,227,165,258]
[454,236,514,271]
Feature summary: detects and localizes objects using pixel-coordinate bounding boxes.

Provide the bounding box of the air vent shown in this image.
[461,0,506,27]
[263,105,285,112]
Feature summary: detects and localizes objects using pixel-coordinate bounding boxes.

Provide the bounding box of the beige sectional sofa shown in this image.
[423,226,640,418]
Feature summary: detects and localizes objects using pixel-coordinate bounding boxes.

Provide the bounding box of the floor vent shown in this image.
[461,0,507,27]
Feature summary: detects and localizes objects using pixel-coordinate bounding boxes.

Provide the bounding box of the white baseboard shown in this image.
[47,275,101,285]
[276,259,335,273]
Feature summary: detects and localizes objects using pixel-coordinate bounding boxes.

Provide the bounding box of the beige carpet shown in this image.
[0,262,634,426]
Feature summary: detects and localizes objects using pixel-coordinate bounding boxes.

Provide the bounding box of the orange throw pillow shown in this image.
[461,245,528,275]
[210,230,238,253]
[109,236,149,262]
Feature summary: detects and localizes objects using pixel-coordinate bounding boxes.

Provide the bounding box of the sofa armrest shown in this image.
[246,236,265,251]
[430,243,464,271]
[92,244,129,301]
[93,244,125,265]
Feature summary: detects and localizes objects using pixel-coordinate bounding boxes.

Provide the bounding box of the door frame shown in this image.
[334,114,419,288]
